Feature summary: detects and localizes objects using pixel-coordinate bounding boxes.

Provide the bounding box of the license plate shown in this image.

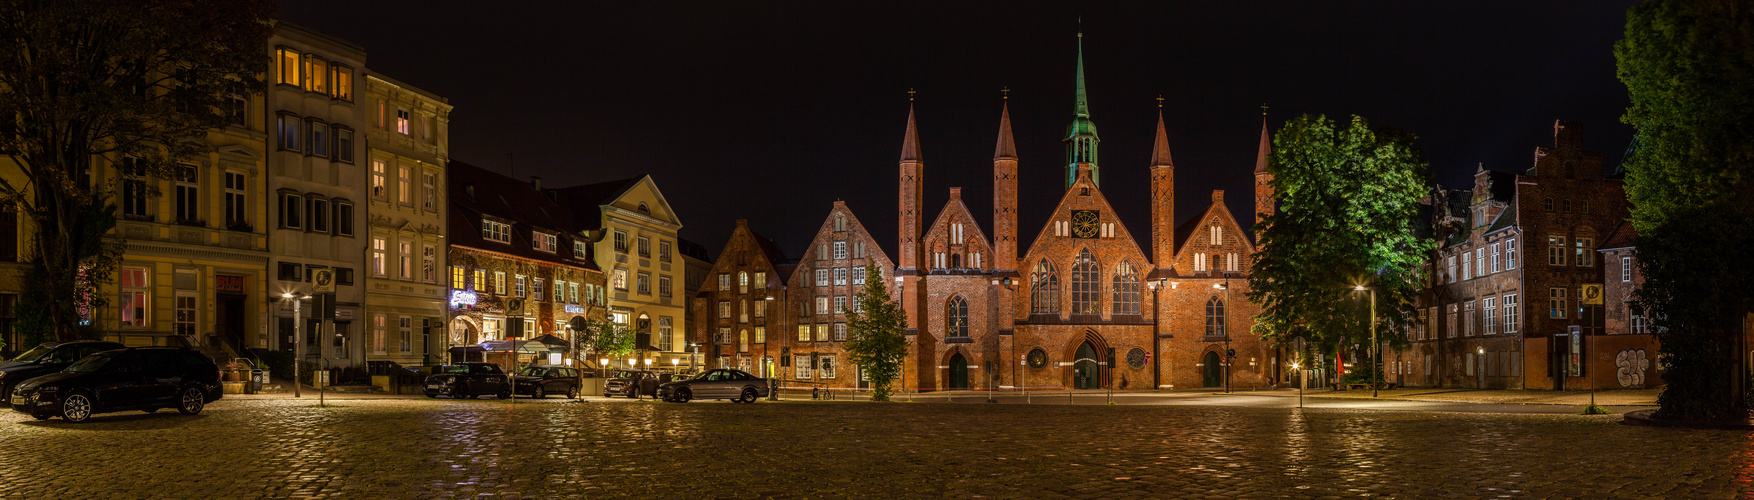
[427,384,442,389]
[10,396,25,405]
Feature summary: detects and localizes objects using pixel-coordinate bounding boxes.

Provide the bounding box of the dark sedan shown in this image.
[11,347,221,422]
[512,366,580,399]
[658,369,769,403]
[603,370,658,398]
[0,340,127,404]
[423,363,511,399]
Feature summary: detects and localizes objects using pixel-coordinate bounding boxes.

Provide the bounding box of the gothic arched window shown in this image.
[1112,261,1140,315]
[1205,297,1226,338]
[1030,259,1059,314]
[1071,249,1099,314]
[946,296,968,338]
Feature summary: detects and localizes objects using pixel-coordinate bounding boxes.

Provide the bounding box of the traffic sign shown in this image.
[1581,284,1603,305]
[312,269,335,293]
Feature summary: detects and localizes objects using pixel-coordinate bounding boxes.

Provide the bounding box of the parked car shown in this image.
[512,365,581,399]
[658,369,770,403]
[423,363,511,399]
[0,340,127,405]
[10,346,221,423]
[603,370,658,398]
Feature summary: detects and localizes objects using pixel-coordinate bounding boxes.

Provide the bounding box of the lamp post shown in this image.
[1291,361,1303,408]
[1215,279,1231,394]
[1354,284,1378,397]
[599,357,609,378]
[282,292,310,398]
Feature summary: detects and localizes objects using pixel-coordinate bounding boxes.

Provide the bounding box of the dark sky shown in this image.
[278,1,1640,260]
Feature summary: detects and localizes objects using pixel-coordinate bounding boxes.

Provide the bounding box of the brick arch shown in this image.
[1059,328,1113,388]
[1196,343,1229,383]
[940,346,976,390]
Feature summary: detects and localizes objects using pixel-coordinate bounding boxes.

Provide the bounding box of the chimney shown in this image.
[530,176,543,191]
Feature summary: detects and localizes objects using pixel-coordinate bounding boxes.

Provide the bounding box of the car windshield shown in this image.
[442,365,473,374]
[11,344,55,363]
[65,352,114,373]
[517,367,547,376]
[614,371,642,379]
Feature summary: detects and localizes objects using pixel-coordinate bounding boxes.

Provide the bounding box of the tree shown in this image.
[1615,0,1754,419]
[1247,114,1433,359]
[0,0,275,341]
[577,318,637,363]
[844,266,908,401]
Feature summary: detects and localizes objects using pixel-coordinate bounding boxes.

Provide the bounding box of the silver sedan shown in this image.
[657,369,769,403]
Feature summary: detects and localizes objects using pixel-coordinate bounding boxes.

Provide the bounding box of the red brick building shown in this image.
[691,219,791,377]
[894,36,1279,392]
[1386,121,1656,390]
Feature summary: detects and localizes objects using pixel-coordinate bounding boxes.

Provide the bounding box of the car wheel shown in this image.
[627,387,639,399]
[61,393,93,423]
[673,388,691,403]
[498,389,511,400]
[566,386,579,399]
[739,388,759,404]
[533,386,545,399]
[177,387,206,415]
[457,383,472,399]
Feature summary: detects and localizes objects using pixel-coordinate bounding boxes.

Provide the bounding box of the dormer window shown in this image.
[637,202,650,214]
[482,219,511,244]
[532,231,557,253]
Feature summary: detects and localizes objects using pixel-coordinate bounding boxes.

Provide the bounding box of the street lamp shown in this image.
[1354,284,1378,398]
[599,357,609,378]
[1215,280,1231,394]
[282,292,311,398]
[1290,362,1303,408]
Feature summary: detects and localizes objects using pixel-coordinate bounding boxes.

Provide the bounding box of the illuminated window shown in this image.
[1112,261,1140,315]
[396,109,410,135]
[304,55,327,94]
[397,166,412,205]
[276,48,300,86]
[119,267,149,327]
[370,238,386,276]
[1030,259,1059,314]
[1070,249,1099,314]
[371,160,387,200]
[946,296,968,337]
[331,65,352,101]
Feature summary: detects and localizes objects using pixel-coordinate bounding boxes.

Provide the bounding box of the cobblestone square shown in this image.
[0,397,1745,499]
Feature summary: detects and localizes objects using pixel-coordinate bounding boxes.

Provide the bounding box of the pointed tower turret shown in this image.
[898,93,923,273]
[1150,98,1176,274]
[1253,105,1276,228]
[1063,32,1100,189]
[993,91,1018,274]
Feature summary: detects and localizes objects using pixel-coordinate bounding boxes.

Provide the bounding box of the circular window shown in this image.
[1126,348,1148,369]
[1026,348,1047,369]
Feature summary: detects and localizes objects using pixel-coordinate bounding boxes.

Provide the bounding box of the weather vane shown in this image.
[1002,86,1009,100]
[908,88,916,102]
[1157,95,1164,109]
[1261,103,1268,116]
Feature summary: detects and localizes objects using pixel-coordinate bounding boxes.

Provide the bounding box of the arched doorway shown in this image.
[948,353,969,389]
[1202,351,1223,387]
[1073,342,1100,389]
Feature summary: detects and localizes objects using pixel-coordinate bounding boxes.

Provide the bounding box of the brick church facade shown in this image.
[896,36,1279,391]
[694,36,1283,392]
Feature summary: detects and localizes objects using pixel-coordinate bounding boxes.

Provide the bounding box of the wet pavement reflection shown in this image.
[0,398,1745,498]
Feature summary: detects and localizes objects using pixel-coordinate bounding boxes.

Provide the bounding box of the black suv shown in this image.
[11,346,222,423]
[0,340,127,404]
[513,365,582,399]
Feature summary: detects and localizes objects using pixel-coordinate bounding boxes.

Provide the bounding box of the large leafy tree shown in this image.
[0,0,274,342]
[1615,0,1754,419]
[577,319,637,361]
[844,266,908,401]
[1247,114,1433,362]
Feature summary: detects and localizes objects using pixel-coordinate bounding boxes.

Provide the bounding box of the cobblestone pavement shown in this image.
[0,397,1745,499]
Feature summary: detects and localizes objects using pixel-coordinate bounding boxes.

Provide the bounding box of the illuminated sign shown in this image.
[449,290,478,308]
[564,304,586,314]
[216,275,246,294]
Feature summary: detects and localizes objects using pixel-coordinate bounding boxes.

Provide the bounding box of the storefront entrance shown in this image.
[1073,342,1100,389]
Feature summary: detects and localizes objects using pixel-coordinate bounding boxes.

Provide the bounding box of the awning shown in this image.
[478,340,563,354]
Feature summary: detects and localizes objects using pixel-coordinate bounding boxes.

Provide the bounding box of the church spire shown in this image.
[1254,104,1270,174]
[1151,97,1173,168]
[900,90,921,163]
[994,91,1016,160]
[1064,32,1100,189]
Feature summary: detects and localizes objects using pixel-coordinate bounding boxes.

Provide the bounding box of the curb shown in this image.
[1620,409,1754,430]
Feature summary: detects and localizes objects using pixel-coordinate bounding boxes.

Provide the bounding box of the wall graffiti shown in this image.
[1616,349,1650,388]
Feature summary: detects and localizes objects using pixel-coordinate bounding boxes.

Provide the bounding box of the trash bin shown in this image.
[250,369,264,393]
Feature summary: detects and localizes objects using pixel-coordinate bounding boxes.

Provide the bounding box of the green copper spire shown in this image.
[1064,31,1100,189]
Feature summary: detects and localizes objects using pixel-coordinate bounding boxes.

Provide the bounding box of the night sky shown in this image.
[278,1,1640,260]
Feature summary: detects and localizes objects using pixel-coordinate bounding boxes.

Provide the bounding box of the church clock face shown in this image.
[1070,210,1101,239]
